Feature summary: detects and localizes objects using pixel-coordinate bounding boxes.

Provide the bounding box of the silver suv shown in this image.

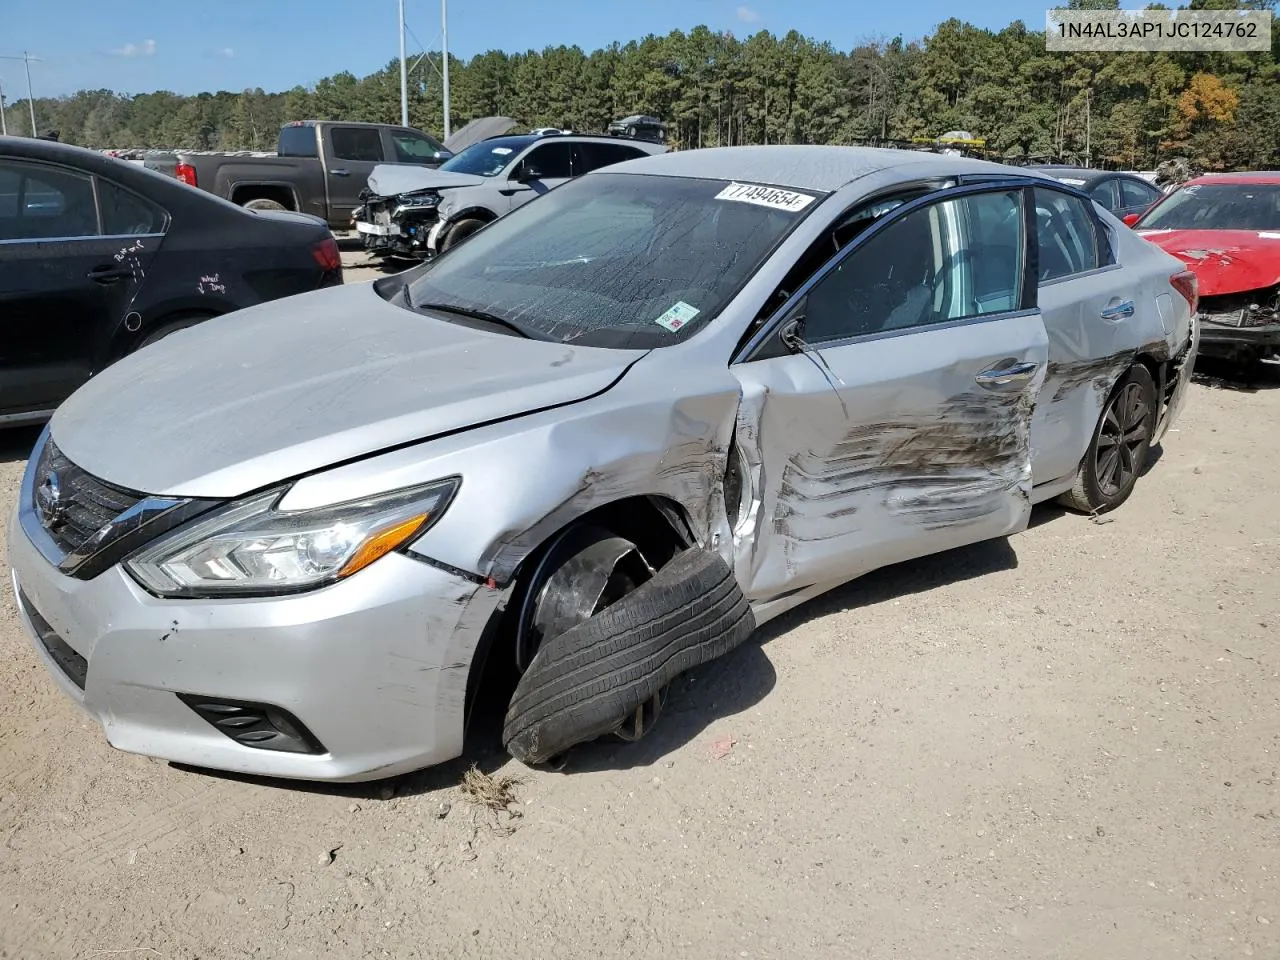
[354,133,666,259]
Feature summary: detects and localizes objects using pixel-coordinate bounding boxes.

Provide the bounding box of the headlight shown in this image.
[125,478,459,598]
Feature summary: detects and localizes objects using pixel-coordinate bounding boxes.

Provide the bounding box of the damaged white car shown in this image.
[9,146,1198,782]
[353,133,664,260]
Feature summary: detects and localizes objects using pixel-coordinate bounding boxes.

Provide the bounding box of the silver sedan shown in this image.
[8,146,1198,781]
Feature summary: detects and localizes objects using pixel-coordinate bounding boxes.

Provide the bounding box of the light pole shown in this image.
[0,77,7,136]
[398,0,409,126]
[0,52,41,136]
[441,0,451,139]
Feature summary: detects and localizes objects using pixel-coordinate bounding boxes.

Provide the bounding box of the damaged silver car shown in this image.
[8,146,1198,782]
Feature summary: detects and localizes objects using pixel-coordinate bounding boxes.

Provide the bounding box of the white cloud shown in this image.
[218,47,235,58]
[109,38,157,57]
[736,5,760,23]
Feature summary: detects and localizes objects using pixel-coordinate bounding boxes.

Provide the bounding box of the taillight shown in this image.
[311,237,341,273]
[1171,269,1199,316]
[174,161,197,188]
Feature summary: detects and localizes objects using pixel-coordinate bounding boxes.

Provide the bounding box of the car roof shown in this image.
[1181,171,1280,186]
[1031,166,1109,182]
[476,133,663,150]
[1,134,145,177]
[605,145,1044,192]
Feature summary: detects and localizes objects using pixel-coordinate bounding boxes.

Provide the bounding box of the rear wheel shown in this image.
[1058,364,1157,514]
[242,197,287,212]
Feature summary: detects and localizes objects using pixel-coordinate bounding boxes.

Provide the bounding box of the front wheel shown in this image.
[1058,364,1157,514]
[440,218,485,251]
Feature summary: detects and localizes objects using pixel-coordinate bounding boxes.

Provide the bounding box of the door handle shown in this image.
[975,360,1039,388]
[329,168,351,176]
[1100,298,1135,321]
[87,265,133,284]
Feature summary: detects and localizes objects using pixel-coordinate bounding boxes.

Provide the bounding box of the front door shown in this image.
[731,185,1049,604]
[504,141,574,213]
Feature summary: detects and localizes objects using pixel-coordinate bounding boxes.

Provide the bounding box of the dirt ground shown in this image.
[2,317,1278,958]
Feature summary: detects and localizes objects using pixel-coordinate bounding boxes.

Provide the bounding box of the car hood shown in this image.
[1135,228,1280,296]
[366,165,487,197]
[50,283,643,498]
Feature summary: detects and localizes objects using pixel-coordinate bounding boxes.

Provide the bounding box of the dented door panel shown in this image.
[731,314,1048,605]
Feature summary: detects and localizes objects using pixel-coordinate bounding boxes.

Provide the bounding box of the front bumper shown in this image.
[8,506,501,782]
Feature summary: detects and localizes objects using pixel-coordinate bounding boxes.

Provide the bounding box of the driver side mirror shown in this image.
[1122,212,1141,228]
[516,164,542,183]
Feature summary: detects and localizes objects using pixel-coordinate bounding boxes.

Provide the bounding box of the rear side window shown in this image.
[278,125,319,158]
[578,142,648,172]
[1121,178,1159,209]
[98,179,167,235]
[330,127,383,163]
[0,159,98,240]
[1088,180,1118,212]
[1035,187,1103,282]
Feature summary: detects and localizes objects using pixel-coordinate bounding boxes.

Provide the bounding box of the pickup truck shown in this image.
[146,120,453,229]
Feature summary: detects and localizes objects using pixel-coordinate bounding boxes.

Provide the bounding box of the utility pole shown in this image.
[0,78,7,136]
[398,0,408,126]
[441,0,451,139]
[1085,88,1092,168]
[0,52,41,136]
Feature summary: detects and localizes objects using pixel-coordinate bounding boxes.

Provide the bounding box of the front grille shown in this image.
[18,589,87,689]
[33,440,144,556]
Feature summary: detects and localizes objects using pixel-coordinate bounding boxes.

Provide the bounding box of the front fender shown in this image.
[279,361,743,584]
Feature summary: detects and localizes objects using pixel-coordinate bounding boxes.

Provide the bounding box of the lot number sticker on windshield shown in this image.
[715,182,816,212]
[655,301,700,332]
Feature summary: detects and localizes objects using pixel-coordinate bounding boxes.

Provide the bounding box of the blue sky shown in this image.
[5,0,1046,99]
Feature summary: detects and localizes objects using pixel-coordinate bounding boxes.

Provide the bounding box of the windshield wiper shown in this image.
[410,299,542,340]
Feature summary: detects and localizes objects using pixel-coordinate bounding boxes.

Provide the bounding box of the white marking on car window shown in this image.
[715,182,815,212]
[654,301,700,332]
[492,147,513,155]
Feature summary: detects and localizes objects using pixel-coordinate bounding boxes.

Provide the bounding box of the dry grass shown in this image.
[459,765,524,810]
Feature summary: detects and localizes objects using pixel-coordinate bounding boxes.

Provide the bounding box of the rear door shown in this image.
[322,126,385,221]
[505,141,574,212]
[1030,185,1142,485]
[575,141,650,175]
[732,184,1048,603]
[0,158,161,418]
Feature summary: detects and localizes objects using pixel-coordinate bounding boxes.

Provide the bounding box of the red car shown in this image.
[1130,172,1280,368]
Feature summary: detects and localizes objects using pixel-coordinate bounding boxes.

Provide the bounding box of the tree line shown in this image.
[5,2,1278,170]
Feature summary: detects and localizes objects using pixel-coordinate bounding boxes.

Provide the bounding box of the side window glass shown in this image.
[1121,178,1158,209]
[391,130,444,162]
[329,127,383,162]
[1034,187,1101,282]
[579,142,646,172]
[0,160,98,240]
[1088,180,1118,212]
[520,142,573,179]
[98,179,166,235]
[800,188,1023,344]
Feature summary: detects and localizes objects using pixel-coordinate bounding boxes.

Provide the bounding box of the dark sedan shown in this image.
[1,136,342,427]
[1031,166,1164,221]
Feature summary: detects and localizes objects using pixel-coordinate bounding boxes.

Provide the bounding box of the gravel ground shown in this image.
[1,352,1277,960]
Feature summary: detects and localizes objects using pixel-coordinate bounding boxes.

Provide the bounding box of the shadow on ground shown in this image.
[1193,356,1280,393]
[0,426,41,467]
